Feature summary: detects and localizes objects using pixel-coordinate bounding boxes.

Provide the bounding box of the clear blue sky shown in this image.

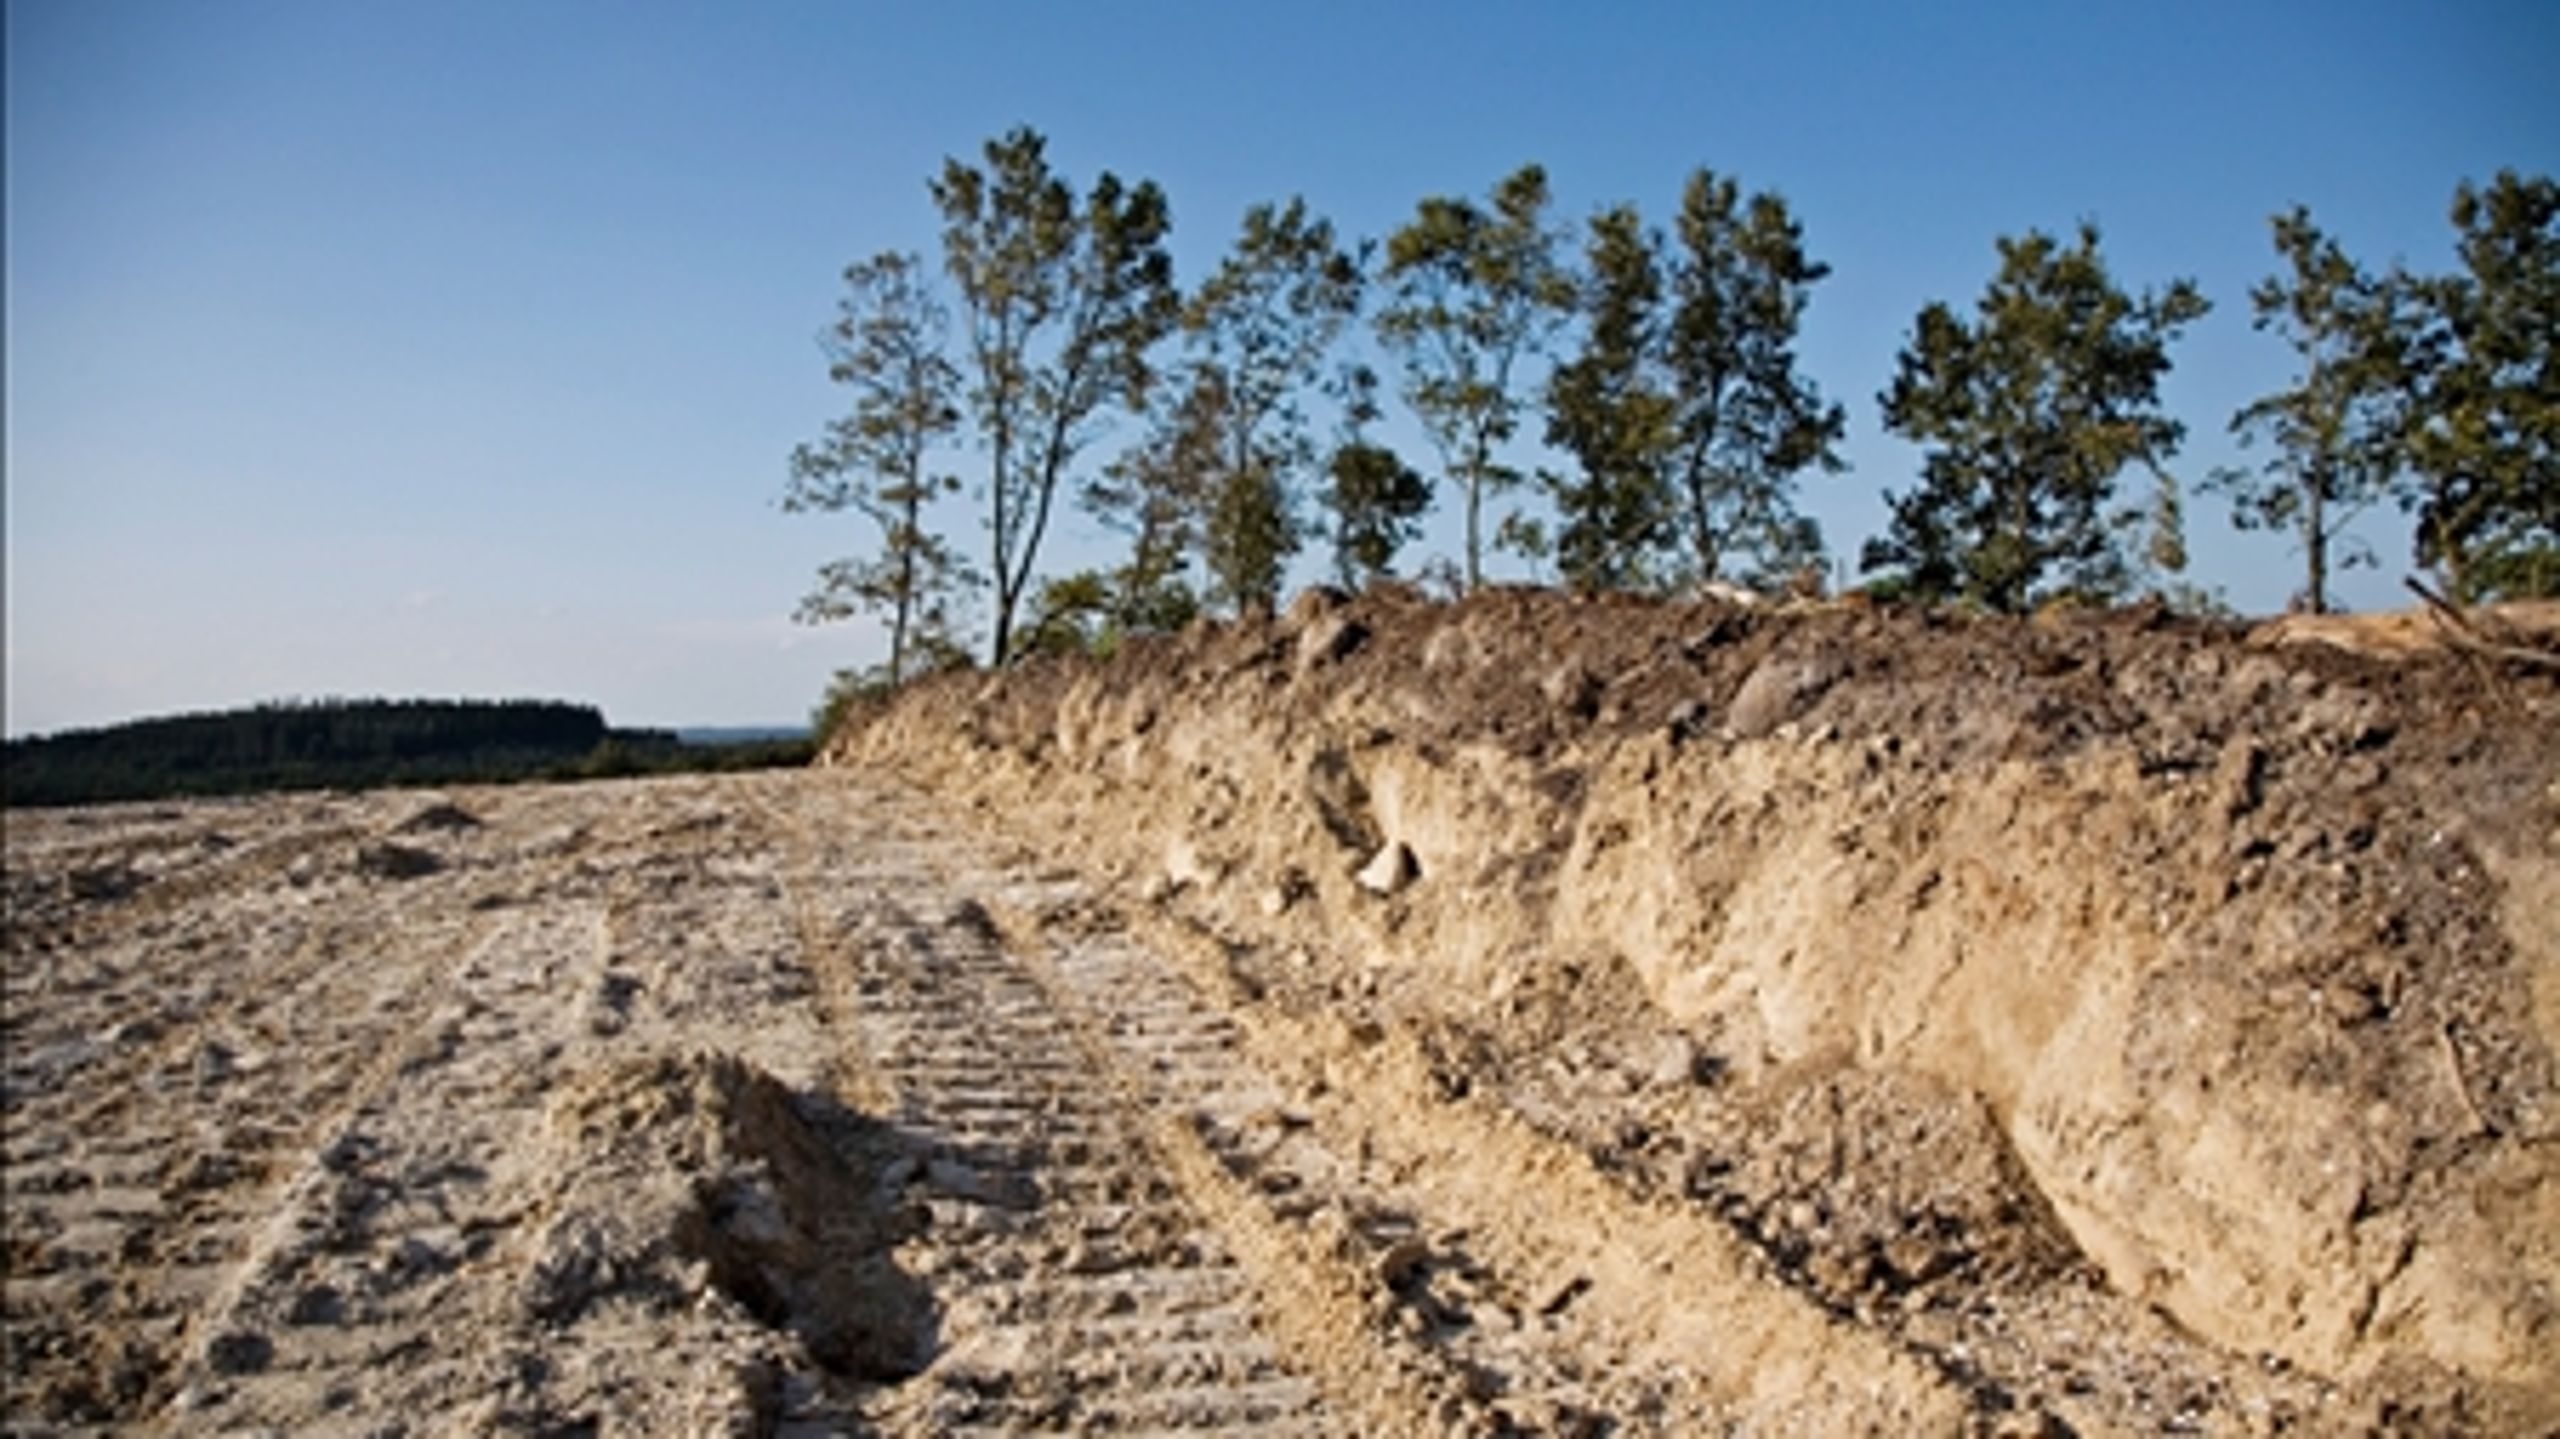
[8,1,2555,735]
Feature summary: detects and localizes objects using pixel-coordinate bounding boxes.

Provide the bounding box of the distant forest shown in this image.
[3,699,811,808]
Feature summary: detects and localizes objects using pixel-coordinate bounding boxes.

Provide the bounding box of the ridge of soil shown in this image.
[825,585,2560,1432]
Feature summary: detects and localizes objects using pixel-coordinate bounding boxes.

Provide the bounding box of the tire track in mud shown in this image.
[2,884,489,1426]
[760,788,1333,1435]
[4,787,632,1429]
[845,776,1970,1436]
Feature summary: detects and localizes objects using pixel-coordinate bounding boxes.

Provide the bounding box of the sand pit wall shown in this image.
[825,587,2560,1401]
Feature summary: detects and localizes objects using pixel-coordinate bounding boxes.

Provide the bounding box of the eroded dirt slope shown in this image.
[826,586,2560,1434]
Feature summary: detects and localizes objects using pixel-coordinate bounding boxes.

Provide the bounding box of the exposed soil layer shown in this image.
[6,590,2554,1436]
[825,586,2560,1434]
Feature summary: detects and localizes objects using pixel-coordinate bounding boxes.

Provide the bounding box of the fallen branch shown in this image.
[2403,578,2560,674]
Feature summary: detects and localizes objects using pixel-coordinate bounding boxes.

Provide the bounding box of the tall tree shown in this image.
[1375,164,1575,590]
[2398,170,2560,602]
[1181,198,1365,613]
[784,251,970,685]
[1866,223,2210,611]
[1322,364,1432,587]
[2206,208,2406,613]
[1542,203,1677,592]
[1665,170,1844,587]
[931,127,1177,664]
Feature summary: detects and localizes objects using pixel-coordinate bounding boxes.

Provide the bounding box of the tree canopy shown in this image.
[930,127,1177,663]
[779,135,2558,687]
[1374,164,1575,591]
[1867,223,2209,611]
[785,251,972,682]
[2397,170,2560,602]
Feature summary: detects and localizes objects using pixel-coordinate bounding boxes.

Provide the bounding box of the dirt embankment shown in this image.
[827,586,2560,1428]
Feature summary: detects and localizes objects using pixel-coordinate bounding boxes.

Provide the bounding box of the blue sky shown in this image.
[8,1,2555,735]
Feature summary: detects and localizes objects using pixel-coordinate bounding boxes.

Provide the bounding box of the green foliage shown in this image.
[2205,207,2405,613]
[787,250,974,683]
[1664,170,1843,587]
[1198,437,1298,615]
[931,127,1178,664]
[1318,364,1432,588]
[1542,203,1678,592]
[1087,364,1215,632]
[1867,223,2209,612]
[1375,163,1575,590]
[2397,170,2559,602]
[1018,570,1119,658]
[1174,197,1363,614]
[1325,446,1431,589]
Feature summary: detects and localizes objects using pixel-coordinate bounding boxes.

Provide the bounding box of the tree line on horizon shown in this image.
[785,128,2559,691]
[1,699,813,808]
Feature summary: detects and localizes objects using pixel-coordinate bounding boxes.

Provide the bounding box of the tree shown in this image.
[2398,170,2559,602]
[1867,223,2210,611]
[2206,207,2406,613]
[784,251,971,684]
[1665,169,1844,587]
[930,127,1178,664]
[1375,164,1575,590]
[1181,198,1365,613]
[1541,203,1677,592]
[1084,373,1214,636]
[1321,365,1431,587]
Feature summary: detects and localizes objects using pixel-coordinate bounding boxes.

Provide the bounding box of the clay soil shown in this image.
[7,590,2558,1435]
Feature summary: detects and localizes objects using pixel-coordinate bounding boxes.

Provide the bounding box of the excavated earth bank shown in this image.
[826,585,2560,1434]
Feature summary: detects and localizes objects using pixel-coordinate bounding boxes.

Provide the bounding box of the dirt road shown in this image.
[5,769,1971,1436]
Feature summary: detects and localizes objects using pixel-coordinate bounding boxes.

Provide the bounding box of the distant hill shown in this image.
[673,725,810,746]
[3,699,809,808]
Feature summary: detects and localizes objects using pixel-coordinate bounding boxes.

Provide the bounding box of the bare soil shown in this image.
[5,590,2555,1435]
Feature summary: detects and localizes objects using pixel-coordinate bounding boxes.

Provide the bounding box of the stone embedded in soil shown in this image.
[354,842,441,879]
[1355,841,1418,896]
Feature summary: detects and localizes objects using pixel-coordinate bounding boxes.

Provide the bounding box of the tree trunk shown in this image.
[1465,475,1483,592]
[890,522,917,689]
[2304,468,2329,615]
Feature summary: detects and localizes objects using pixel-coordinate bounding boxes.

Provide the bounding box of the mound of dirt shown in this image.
[826,586,2560,1426]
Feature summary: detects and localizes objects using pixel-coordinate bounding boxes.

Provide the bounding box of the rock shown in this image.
[1304,750,1379,853]
[1542,662,1603,719]
[1355,841,1418,896]
[1284,585,1350,628]
[286,1285,346,1326]
[926,1157,1035,1210]
[204,1330,273,1376]
[1535,1273,1592,1316]
[1422,623,1480,672]
[396,801,482,833]
[355,843,441,880]
[1726,650,1844,740]
[1646,1035,1699,1089]
[1296,613,1370,672]
[66,865,143,902]
[1377,1236,1431,1289]
[1161,834,1214,893]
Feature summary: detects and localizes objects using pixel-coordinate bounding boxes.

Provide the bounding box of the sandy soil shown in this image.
[826,587,2560,1435]
[7,592,2556,1436]
[6,769,1939,1435]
